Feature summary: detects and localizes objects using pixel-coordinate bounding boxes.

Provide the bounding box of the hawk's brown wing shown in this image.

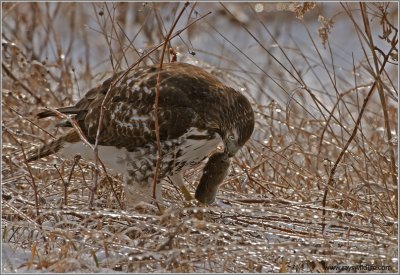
[36,63,222,151]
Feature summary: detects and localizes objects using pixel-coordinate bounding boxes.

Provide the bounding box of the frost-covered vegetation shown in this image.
[2,2,398,273]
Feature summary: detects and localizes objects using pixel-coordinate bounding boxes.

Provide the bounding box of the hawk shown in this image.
[28,62,255,208]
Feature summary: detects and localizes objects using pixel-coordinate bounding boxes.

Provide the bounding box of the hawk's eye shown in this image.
[228,135,235,140]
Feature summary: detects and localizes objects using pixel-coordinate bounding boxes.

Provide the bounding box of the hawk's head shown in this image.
[223,129,242,157]
[221,88,255,157]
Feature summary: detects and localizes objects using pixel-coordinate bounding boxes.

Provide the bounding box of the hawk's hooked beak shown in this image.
[224,138,240,157]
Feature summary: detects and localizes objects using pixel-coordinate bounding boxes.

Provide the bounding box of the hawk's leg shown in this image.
[169,173,193,201]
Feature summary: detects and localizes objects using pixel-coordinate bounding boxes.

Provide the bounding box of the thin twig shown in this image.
[2,62,45,105]
[321,43,397,233]
[40,108,123,209]
[4,103,55,139]
[4,127,41,220]
[53,164,68,205]
[360,2,398,193]
[152,2,189,211]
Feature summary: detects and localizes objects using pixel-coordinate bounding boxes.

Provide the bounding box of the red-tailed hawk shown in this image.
[28,62,255,208]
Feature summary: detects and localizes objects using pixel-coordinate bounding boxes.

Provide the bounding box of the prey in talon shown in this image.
[195,151,231,204]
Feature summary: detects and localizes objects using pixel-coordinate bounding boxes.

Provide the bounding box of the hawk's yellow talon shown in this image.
[180,185,193,201]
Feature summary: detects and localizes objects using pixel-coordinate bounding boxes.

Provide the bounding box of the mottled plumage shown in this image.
[29,62,254,207]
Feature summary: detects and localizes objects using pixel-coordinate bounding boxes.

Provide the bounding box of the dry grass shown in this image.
[2,2,398,273]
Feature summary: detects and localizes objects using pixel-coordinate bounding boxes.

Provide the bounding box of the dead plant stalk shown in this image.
[4,128,41,219]
[321,42,398,233]
[153,2,189,209]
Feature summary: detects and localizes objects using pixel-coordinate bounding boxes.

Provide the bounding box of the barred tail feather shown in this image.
[26,130,80,162]
[36,106,80,119]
